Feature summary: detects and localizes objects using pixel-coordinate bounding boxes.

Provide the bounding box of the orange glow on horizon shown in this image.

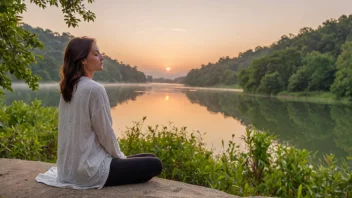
[21,1,352,78]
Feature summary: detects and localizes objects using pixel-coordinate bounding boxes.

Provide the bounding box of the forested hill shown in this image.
[184,14,352,98]
[20,24,146,83]
[184,46,271,87]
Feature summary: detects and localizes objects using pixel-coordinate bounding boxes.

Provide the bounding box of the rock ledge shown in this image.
[0,158,239,198]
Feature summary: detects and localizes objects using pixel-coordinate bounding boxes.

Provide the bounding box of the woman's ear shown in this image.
[81,58,87,65]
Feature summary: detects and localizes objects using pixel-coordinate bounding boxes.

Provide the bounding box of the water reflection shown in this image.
[4,84,149,108]
[4,85,61,107]
[105,86,149,107]
[4,83,352,160]
[185,91,352,160]
[109,90,247,154]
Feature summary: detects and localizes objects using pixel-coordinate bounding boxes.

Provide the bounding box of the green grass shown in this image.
[276,91,352,104]
[208,86,351,104]
[236,91,352,105]
[278,91,336,98]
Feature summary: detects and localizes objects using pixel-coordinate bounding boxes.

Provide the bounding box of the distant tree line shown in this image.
[146,76,185,84]
[17,24,147,83]
[185,14,352,98]
[184,47,271,87]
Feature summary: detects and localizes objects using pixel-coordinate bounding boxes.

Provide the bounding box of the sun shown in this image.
[166,67,171,72]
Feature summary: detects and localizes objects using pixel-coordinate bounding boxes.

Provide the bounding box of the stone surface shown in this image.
[0,158,240,198]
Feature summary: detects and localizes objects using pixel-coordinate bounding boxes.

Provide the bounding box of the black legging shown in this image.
[104,153,162,186]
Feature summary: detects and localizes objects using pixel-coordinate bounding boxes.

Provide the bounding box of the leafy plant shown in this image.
[1,101,352,197]
[0,99,58,162]
[0,0,96,94]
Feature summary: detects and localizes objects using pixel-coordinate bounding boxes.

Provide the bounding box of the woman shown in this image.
[36,37,162,189]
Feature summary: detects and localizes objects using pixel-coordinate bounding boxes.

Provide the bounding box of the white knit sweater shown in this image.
[36,76,126,189]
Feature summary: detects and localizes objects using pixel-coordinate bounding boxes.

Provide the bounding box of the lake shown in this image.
[4,83,352,161]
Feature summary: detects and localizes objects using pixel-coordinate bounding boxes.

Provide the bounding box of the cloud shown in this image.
[171,28,187,32]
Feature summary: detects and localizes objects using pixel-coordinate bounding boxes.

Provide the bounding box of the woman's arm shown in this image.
[90,86,127,159]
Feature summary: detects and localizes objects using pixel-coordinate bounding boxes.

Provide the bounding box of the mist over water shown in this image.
[5,83,352,160]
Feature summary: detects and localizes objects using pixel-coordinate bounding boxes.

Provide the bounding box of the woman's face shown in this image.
[82,42,104,77]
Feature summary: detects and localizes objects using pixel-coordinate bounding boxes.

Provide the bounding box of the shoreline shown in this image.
[9,82,352,104]
[208,84,352,104]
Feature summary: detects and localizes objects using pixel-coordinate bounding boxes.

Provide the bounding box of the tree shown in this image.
[0,0,96,94]
[288,51,335,92]
[146,75,153,82]
[258,72,283,95]
[287,67,310,92]
[220,69,237,85]
[241,48,302,93]
[19,24,146,83]
[305,52,335,91]
[184,14,352,93]
[331,41,352,98]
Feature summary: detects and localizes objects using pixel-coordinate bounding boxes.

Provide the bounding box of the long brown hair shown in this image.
[59,37,95,102]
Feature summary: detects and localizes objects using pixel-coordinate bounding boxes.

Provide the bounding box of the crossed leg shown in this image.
[104,153,162,186]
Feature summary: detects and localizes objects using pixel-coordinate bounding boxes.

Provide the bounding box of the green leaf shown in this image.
[297,184,302,198]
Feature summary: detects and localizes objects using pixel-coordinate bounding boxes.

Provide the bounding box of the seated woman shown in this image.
[36,37,162,189]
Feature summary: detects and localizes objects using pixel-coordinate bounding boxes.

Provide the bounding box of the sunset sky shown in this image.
[22,0,352,78]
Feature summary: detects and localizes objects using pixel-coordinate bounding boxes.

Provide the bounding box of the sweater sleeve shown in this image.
[90,87,127,159]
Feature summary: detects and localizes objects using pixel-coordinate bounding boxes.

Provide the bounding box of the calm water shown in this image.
[4,83,352,160]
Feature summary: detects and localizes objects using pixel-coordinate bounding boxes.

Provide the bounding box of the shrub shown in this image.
[0,99,58,162]
[1,100,352,197]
